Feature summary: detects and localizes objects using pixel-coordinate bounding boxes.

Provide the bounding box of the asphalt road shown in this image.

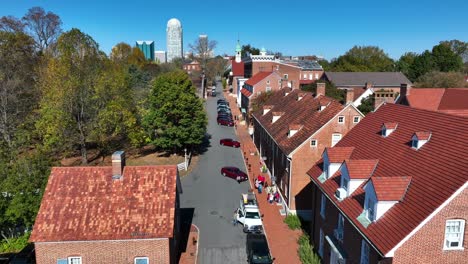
[180,82,250,264]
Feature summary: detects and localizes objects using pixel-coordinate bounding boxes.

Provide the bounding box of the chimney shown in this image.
[365,82,373,89]
[316,83,326,97]
[112,151,126,179]
[400,83,410,97]
[346,89,354,105]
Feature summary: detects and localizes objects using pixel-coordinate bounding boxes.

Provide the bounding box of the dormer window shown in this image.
[288,124,302,137]
[381,122,397,137]
[263,105,272,115]
[297,93,306,101]
[338,159,378,200]
[272,112,284,123]
[412,132,431,150]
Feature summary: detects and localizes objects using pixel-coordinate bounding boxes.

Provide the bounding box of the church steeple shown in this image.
[235,39,241,63]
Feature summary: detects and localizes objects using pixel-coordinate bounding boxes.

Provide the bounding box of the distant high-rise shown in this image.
[135,41,155,61]
[166,18,183,62]
[154,50,167,63]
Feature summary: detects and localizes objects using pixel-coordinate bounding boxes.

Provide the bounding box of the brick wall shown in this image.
[393,187,468,263]
[290,105,362,212]
[35,238,170,264]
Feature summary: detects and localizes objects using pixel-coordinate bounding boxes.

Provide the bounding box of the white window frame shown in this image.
[266,86,271,92]
[310,139,317,148]
[338,116,345,124]
[360,240,370,264]
[444,219,465,250]
[309,74,313,80]
[267,80,270,84]
[134,257,149,264]
[319,229,324,257]
[366,198,375,222]
[68,257,82,264]
[342,177,349,191]
[283,74,288,80]
[320,194,326,219]
[411,139,418,149]
[315,73,319,80]
[353,116,360,123]
[303,73,307,79]
[331,133,342,147]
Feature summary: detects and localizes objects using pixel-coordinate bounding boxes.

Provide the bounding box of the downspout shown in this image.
[287,156,292,212]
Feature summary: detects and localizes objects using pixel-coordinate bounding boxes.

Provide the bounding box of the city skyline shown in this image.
[1,0,467,60]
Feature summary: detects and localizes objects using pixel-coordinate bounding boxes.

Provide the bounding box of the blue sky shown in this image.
[2,0,467,60]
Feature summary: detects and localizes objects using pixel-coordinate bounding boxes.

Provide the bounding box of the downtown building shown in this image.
[136,41,155,61]
[166,18,183,62]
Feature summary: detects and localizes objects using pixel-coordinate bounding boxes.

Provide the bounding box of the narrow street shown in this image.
[180,81,249,264]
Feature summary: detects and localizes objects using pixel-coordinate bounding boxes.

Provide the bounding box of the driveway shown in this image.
[180,81,249,264]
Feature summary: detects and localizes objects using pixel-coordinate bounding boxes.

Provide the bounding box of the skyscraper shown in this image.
[135,41,155,61]
[166,18,183,62]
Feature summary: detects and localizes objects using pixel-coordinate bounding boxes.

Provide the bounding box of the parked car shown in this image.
[217,106,231,111]
[246,234,274,264]
[218,118,234,126]
[217,114,233,120]
[217,99,227,104]
[221,166,248,181]
[220,138,241,148]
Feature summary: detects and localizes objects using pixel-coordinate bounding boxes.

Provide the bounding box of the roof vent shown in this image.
[112,151,126,179]
[272,112,284,123]
[382,122,398,137]
[411,132,431,150]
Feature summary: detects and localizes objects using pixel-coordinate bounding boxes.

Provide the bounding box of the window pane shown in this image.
[135,258,148,264]
[57,260,67,264]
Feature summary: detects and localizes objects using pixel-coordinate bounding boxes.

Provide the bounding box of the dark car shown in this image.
[221,166,248,181]
[217,106,231,112]
[217,99,228,104]
[220,138,241,148]
[218,118,234,126]
[247,234,274,264]
[217,114,233,120]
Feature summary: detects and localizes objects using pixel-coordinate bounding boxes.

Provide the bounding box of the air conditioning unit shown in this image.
[334,229,344,241]
[336,188,347,200]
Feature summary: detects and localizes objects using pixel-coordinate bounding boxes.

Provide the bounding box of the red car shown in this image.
[218,118,234,126]
[221,167,248,182]
[220,138,241,148]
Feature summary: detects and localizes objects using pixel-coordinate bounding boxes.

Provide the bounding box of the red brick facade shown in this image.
[290,106,362,212]
[35,238,171,264]
[393,187,468,263]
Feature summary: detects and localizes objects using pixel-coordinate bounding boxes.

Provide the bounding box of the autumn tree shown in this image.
[110,42,132,64]
[143,70,207,152]
[0,16,25,33]
[330,46,395,72]
[36,28,103,164]
[189,36,217,70]
[22,6,62,52]
[414,71,468,88]
[0,31,37,153]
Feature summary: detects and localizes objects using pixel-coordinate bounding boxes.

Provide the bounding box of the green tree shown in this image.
[357,95,375,115]
[0,31,37,152]
[128,47,146,68]
[36,28,102,164]
[143,70,207,152]
[408,51,435,81]
[241,44,260,57]
[317,59,331,71]
[431,43,463,72]
[330,46,395,72]
[440,39,468,62]
[415,71,468,88]
[396,52,418,78]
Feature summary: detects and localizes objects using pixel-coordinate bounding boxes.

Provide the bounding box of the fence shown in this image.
[177,152,192,171]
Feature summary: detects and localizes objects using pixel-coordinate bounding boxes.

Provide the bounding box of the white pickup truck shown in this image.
[236,192,263,233]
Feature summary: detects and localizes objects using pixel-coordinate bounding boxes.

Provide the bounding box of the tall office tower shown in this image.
[135,41,155,61]
[166,18,183,62]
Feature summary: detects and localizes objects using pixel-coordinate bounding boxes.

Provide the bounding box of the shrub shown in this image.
[0,232,30,253]
[298,233,321,264]
[284,214,301,230]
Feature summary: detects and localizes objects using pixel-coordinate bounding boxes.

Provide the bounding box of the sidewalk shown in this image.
[179,224,199,264]
[225,92,302,264]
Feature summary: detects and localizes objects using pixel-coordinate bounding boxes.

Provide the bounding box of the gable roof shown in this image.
[404,88,468,117]
[371,176,411,201]
[325,72,412,87]
[30,165,177,242]
[326,147,355,163]
[245,71,274,86]
[252,89,344,155]
[345,159,379,179]
[232,60,244,76]
[308,103,468,256]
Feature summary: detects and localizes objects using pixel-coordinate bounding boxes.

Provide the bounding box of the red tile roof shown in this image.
[245,71,274,86]
[232,61,244,76]
[345,159,379,179]
[241,88,252,98]
[252,89,344,155]
[30,165,177,242]
[404,88,468,117]
[371,177,412,201]
[308,103,468,255]
[325,147,355,163]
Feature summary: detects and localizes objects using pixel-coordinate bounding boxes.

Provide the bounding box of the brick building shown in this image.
[251,87,364,218]
[30,151,181,264]
[183,61,201,75]
[240,71,282,123]
[307,104,468,263]
[322,72,412,107]
[397,84,468,117]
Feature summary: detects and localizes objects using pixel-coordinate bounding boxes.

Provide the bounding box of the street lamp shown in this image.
[201,71,206,99]
[184,148,187,170]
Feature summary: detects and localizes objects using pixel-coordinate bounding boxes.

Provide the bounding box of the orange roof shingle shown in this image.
[245,71,273,86]
[372,176,412,201]
[30,165,178,242]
